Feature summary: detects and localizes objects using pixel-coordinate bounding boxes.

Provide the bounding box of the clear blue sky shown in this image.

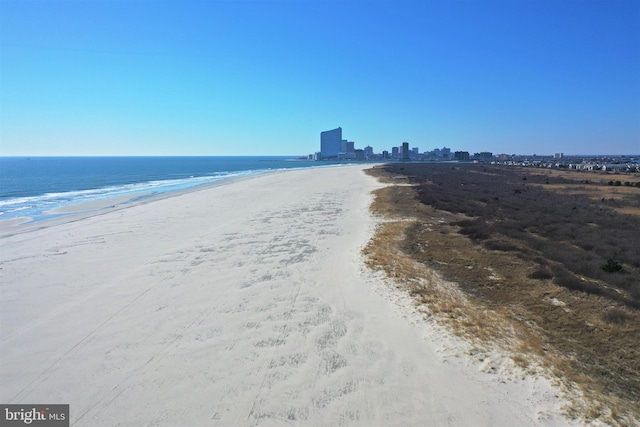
[1,0,638,156]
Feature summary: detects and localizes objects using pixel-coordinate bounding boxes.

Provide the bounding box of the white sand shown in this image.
[0,165,571,426]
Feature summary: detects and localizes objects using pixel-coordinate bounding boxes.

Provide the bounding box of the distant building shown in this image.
[346,141,355,153]
[454,151,470,161]
[382,150,389,159]
[320,127,343,159]
[391,147,399,158]
[402,142,410,161]
[554,153,564,159]
[474,152,493,160]
[364,146,373,159]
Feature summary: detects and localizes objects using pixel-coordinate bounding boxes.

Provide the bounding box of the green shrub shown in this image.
[602,259,623,273]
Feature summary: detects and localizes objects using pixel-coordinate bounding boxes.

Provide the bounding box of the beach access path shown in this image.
[0,165,570,426]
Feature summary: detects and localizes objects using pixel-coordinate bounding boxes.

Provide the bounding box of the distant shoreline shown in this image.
[0,167,301,237]
[0,156,349,226]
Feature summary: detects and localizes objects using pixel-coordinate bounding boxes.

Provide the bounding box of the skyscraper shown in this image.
[346,141,355,153]
[320,127,342,159]
[364,146,373,159]
[402,142,409,161]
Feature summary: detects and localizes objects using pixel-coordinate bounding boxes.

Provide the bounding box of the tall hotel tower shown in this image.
[320,127,342,159]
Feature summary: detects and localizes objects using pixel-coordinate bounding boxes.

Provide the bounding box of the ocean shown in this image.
[0,156,342,223]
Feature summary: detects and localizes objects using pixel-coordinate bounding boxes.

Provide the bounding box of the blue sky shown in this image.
[1,0,638,156]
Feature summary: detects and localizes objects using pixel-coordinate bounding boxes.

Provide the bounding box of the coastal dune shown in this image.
[1,165,569,426]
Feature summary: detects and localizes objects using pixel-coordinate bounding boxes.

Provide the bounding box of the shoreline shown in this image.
[0,167,307,238]
[0,165,572,426]
[0,159,364,236]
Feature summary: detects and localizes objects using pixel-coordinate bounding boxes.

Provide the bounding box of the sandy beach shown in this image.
[0,165,571,426]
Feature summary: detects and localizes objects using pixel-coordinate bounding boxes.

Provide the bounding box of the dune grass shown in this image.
[363,164,640,426]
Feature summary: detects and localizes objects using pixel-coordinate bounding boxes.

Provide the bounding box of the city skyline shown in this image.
[1,1,638,156]
[315,126,639,161]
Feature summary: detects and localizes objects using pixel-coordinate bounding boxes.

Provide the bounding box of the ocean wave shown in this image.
[0,168,265,221]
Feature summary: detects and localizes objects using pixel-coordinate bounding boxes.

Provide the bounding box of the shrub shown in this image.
[533,256,548,265]
[453,219,491,240]
[528,267,553,280]
[552,267,602,295]
[578,241,595,251]
[484,239,520,252]
[602,308,628,324]
[602,259,623,273]
[554,270,584,290]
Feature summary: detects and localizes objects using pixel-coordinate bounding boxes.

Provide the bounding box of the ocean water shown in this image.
[0,156,339,223]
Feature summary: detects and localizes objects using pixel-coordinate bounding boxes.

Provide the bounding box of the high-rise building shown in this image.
[402,142,410,161]
[364,146,373,159]
[454,151,470,161]
[474,152,493,160]
[320,127,342,158]
[346,141,355,153]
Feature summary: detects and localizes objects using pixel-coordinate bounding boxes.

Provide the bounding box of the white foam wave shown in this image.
[0,169,265,220]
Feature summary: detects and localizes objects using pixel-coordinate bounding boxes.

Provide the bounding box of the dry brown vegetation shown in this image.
[364,163,640,426]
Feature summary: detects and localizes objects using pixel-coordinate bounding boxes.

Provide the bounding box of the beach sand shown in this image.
[0,165,571,426]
